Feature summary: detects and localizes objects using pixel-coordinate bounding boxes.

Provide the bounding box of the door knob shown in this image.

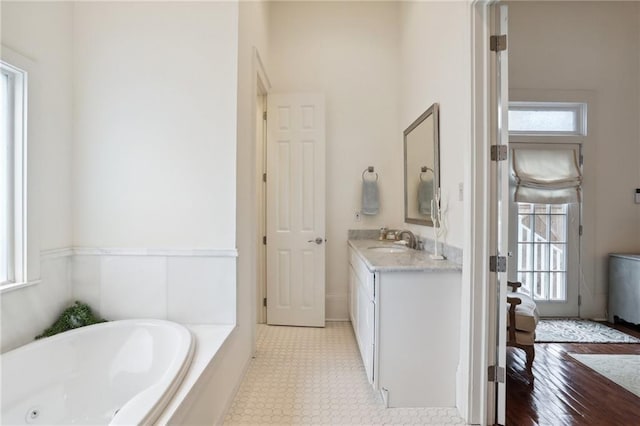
[308,237,324,245]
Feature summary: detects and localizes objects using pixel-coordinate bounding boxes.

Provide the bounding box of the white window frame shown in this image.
[1,59,28,290]
[508,101,587,136]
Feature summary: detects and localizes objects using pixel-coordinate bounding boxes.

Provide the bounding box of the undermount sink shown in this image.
[367,246,409,253]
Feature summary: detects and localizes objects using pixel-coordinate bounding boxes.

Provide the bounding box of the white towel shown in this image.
[361,180,379,215]
[417,178,433,216]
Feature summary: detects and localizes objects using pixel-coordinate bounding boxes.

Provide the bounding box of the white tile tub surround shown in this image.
[167,257,236,324]
[101,256,168,320]
[72,248,237,324]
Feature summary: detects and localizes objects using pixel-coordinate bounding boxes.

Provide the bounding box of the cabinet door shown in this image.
[349,264,358,327]
[358,281,375,384]
[363,297,375,384]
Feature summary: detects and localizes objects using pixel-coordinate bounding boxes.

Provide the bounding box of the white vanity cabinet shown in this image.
[348,242,461,408]
[349,248,376,384]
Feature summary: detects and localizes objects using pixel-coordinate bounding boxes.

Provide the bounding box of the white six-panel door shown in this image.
[266,93,325,327]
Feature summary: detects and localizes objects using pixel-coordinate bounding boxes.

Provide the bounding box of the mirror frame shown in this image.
[403,103,440,226]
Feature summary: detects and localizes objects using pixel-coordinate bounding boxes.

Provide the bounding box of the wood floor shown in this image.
[506,323,640,425]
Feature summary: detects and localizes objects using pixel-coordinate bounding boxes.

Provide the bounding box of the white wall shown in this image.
[399,1,470,250]
[508,1,640,318]
[2,0,242,350]
[72,2,238,250]
[268,1,402,320]
[398,1,472,418]
[169,2,270,424]
[1,2,74,352]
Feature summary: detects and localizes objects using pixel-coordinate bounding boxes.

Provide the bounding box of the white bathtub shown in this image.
[1,319,194,425]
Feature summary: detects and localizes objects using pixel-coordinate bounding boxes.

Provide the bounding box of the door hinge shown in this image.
[263,297,267,307]
[263,236,267,245]
[491,145,508,162]
[579,225,583,236]
[488,365,505,383]
[262,173,267,183]
[578,295,581,306]
[490,34,507,52]
[579,154,584,166]
[263,111,267,120]
[489,255,507,273]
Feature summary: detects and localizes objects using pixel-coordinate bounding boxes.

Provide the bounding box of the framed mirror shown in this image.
[404,103,440,226]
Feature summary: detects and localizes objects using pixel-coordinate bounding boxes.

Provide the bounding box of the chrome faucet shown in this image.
[396,230,417,249]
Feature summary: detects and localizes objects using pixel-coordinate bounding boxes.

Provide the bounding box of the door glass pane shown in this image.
[550,243,566,271]
[517,272,532,297]
[549,272,566,301]
[550,214,567,242]
[518,214,532,242]
[534,243,549,271]
[516,202,569,302]
[534,204,549,214]
[518,243,531,271]
[533,272,548,299]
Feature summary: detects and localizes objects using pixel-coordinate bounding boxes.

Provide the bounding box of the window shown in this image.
[516,203,568,301]
[509,102,587,135]
[1,60,27,288]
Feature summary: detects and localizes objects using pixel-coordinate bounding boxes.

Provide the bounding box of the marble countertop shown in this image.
[348,239,462,272]
[610,253,640,261]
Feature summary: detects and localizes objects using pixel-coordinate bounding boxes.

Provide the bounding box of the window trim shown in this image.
[1,59,28,289]
[508,101,587,136]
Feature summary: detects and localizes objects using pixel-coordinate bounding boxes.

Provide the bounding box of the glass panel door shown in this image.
[508,142,581,317]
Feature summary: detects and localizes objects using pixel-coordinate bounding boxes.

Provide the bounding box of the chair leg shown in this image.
[524,345,535,375]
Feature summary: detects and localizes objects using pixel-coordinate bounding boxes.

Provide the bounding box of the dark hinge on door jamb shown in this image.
[490,35,507,52]
[263,297,267,307]
[263,111,267,120]
[488,365,505,383]
[491,145,508,162]
[262,173,267,183]
[579,225,583,236]
[263,236,267,245]
[489,255,507,273]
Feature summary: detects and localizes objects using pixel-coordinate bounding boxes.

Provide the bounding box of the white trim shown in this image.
[0,56,28,287]
[464,0,495,424]
[0,279,41,294]
[1,45,40,285]
[40,247,74,260]
[253,46,271,332]
[72,247,238,257]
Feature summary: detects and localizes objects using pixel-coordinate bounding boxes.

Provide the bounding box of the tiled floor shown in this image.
[224,322,464,425]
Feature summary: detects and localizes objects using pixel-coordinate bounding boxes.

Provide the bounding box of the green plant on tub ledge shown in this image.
[36,301,107,339]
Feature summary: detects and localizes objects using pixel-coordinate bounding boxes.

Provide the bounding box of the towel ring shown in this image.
[362,166,378,182]
[419,166,434,182]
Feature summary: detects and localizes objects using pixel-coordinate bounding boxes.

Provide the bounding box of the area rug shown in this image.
[569,354,640,397]
[535,319,640,343]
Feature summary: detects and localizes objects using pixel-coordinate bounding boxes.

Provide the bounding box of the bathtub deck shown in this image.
[156,324,234,424]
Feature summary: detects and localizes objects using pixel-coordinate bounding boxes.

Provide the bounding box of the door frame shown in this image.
[251,48,271,349]
[469,1,508,424]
